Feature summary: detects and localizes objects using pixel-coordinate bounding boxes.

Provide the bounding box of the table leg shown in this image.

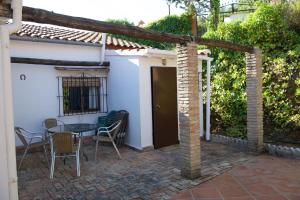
[80,132,88,162]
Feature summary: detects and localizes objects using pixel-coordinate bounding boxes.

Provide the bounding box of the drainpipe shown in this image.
[206,59,212,141]
[0,0,23,199]
[100,33,107,62]
[198,54,213,141]
[100,33,107,111]
[198,61,204,138]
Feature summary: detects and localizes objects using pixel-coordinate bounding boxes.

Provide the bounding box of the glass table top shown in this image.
[47,123,97,133]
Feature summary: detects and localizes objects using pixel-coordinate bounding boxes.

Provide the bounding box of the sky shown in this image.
[23,0,186,25]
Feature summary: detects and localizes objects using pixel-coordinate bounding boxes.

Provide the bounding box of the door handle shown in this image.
[156,104,161,109]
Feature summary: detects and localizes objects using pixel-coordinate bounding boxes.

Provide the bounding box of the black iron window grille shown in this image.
[58,76,107,116]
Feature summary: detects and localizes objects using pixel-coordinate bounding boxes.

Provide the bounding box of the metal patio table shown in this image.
[48,123,97,161]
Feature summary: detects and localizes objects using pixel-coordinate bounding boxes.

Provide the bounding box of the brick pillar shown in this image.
[177,42,201,179]
[246,48,264,153]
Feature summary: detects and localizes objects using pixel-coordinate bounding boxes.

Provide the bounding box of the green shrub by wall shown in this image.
[204,3,300,141]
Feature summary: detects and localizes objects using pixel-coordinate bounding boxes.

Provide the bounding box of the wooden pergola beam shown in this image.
[0,5,255,53]
[196,38,254,53]
[22,7,190,44]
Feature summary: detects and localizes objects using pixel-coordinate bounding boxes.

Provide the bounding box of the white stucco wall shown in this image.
[10,40,178,150]
[106,51,142,149]
[138,57,177,149]
[107,50,177,150]
[10,40,106,146]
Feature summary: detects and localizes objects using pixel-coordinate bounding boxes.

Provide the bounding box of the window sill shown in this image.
[59,111,107,117]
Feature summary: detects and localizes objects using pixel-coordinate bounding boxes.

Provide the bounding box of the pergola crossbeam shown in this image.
[0,5,255,53]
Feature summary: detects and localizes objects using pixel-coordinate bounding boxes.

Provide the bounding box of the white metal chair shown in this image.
[15,127,49,170]
[95,120,122,160]
[49,131,81,179]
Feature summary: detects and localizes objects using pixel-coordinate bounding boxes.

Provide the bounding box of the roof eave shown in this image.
[10,35,103,47]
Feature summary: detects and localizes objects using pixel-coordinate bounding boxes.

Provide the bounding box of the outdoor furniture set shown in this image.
[15,110,129,179]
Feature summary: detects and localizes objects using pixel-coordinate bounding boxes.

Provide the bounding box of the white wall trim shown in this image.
[105,48,177,59]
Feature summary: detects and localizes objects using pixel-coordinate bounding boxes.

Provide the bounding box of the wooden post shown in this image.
[0,1,11,18]
[188,3,198,38]
[191,12,198,38]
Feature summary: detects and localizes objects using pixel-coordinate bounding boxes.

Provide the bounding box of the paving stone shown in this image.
[17,141,254,200]
[171,154,300,200]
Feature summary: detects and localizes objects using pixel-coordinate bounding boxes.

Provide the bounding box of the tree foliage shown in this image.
[210,0,220,30]
[166,0,210,15]
[167,0,221,29]
[106,13,205,49]
[105,19,136,41]
[144,13,193,49]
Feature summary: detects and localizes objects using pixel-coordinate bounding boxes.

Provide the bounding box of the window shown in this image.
[58,76,107,116]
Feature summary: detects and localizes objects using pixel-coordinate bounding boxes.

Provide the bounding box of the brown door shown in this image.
[151,67,178,149]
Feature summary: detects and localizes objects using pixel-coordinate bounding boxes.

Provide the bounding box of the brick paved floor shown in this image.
[17,141,252,200]
[171,155,300,200]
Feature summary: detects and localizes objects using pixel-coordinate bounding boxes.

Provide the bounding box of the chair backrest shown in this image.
[115,111,129,134]
[43,118,58,129]
[105,111,118,126]
[15,127,28,146]
[50,132,77,154]
[108,120,122,139]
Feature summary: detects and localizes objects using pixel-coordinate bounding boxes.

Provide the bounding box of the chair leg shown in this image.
[108,134,122,159]
[50,154,55,179]
[18,145,30,170]
[112,140,122,159]
[95,137,99,161]
[117,135,121,145]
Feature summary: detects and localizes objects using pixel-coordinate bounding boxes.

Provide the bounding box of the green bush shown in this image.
[141,14,192,49]
[107,13,206,49]
[204,22,248,138]
[204,3,300,140]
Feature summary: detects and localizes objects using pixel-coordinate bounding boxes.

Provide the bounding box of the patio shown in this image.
[0,1,267,199]
[171,155,300,200]
[17,141,253,200]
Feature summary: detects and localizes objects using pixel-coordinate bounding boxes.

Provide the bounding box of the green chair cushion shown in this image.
[97,110,118,128]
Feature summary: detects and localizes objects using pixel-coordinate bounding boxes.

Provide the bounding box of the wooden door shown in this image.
[151,67,178,149]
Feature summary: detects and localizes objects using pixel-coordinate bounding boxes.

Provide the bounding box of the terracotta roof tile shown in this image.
[12,23,150,50]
